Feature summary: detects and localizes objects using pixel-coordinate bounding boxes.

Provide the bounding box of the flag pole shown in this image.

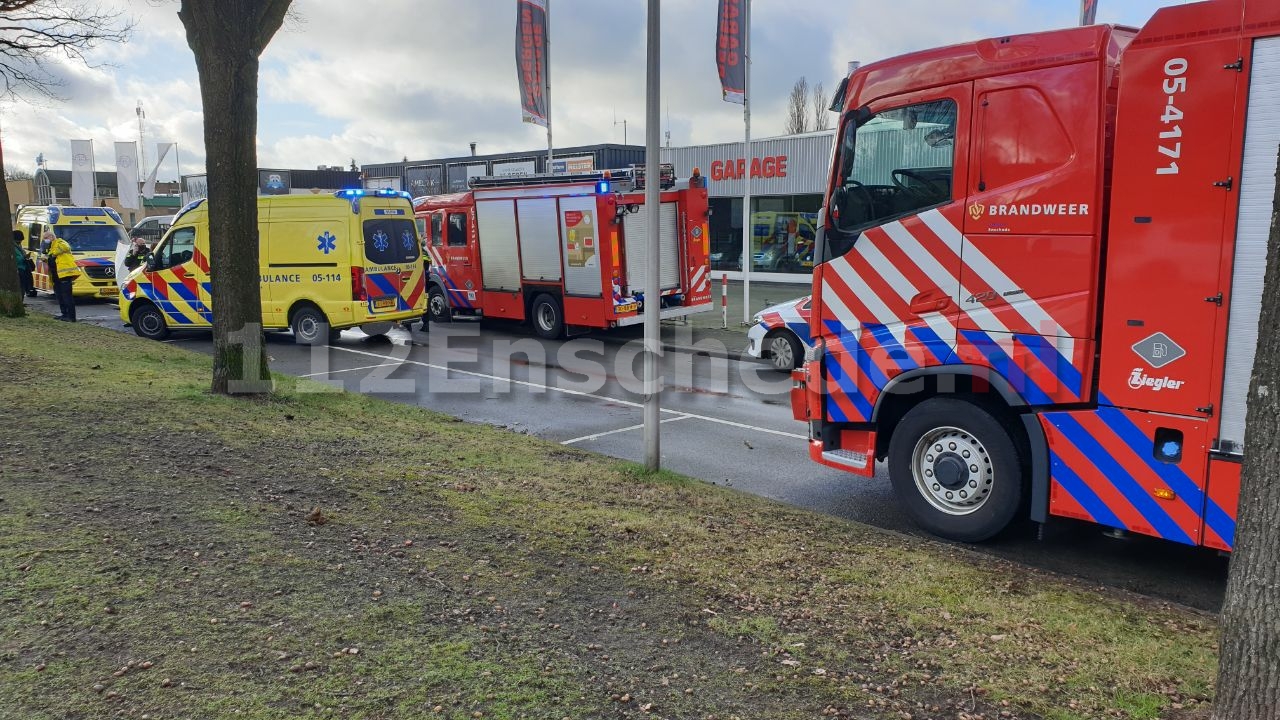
[545,0,553,172]
[740,0,752,325]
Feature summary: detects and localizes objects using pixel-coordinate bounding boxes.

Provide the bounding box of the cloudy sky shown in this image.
[0,0,1183,181]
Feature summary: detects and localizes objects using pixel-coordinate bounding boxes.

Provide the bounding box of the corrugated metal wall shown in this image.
[662,131,834,197]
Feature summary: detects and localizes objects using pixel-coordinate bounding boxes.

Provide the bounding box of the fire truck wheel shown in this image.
[290,305,332,346]
[888,397,1023,543]
[531,294,564,339]
[130,303,170,341]
[428,285,451,323]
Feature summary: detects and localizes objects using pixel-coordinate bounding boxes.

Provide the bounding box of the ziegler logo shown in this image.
[968,203,985,221]
[1128,368,1185,392]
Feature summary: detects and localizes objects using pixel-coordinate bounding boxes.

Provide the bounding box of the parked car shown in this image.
[746,296,812,372]
[129,214,174,244]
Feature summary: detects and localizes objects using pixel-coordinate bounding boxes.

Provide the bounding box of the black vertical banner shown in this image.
[716,0,745,104]
[516,0,549,127]
[1080,0,1098,25]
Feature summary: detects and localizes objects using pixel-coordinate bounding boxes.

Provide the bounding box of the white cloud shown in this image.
[0,0,1184,179]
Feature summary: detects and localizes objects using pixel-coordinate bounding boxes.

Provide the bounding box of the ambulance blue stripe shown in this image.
[367,273,398,297]
[1095,397,1235,544]
[1048,414,1194,545]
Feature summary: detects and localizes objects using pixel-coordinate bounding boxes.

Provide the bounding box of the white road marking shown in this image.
[327,345,808,440]
[561,414,694,445]
[300,361,402,378]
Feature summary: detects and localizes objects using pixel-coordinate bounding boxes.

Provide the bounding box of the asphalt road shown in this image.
[52,296,1230,612]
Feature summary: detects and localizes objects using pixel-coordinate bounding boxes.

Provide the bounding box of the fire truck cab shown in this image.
[414,166,712,338]
[794,0,1280,550]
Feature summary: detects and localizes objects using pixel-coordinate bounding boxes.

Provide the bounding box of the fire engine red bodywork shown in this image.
[797,0,1280,550]
[415,181,711,331]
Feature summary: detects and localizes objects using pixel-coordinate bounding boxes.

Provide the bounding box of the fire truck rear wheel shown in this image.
[531,294,564,339]
[887,397,1023,543]
[130,302,170,341]
[428,285,451,323]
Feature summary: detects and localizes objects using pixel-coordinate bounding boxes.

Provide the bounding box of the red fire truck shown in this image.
[792,0,1279,550]
[414,167,712,338]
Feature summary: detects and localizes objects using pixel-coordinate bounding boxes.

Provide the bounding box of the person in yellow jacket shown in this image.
[44,230,79,322]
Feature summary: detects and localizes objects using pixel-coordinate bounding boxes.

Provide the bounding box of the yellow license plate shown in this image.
[373,297,397,310]
[98,287,119,296]
[615,302,639,314]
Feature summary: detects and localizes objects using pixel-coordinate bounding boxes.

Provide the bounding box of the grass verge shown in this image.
[0,316,1217,719]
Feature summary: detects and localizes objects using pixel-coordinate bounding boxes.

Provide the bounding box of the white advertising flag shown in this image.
[141,142,174,199]
[70,139,95,207]
[115,141,141,210]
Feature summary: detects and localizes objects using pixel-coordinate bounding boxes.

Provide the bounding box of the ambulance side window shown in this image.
[431,214,443,247]
[154,227,196,270]
[26,223,40,251]
[447,213,467,247]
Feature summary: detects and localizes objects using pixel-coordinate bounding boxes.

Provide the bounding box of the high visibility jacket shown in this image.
[47,238,80,280]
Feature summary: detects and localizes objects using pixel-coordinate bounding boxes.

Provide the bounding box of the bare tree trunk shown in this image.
[812,81,829,132]
[1214,146,1280,718]
[786,76,808,135]
[179,0,290,395]
[0,117,24,319]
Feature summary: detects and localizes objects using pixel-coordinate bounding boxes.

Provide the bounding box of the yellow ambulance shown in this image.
[14,204,128,298]
[119,189,427,343]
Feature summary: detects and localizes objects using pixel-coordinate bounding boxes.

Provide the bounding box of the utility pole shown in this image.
[740,0,753,325]
[643,0,661,471]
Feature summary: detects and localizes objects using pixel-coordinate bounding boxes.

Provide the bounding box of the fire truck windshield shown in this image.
[825,98,957,261]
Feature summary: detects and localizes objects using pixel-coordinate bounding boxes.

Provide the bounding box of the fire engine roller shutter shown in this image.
[476,199,522,291]
[1220,35,1280,454]
[623,202,680,292]
[517,198,562,282]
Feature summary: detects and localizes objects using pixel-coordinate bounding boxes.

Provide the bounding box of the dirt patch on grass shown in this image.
[0,316,1217,719]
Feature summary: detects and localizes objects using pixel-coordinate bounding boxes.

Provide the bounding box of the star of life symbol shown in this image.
[401,230,414,250]
[317,231,336,254]
[372,230,390,253]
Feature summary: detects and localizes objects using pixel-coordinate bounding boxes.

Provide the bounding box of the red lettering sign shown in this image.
[704,155,789,183]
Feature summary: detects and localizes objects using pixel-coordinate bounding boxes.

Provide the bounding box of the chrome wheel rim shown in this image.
[430,292,447,318]
[536,303,556,332]
[911,426,994,516]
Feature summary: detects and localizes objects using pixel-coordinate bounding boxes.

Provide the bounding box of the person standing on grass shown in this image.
[44,230,78,322]
[12,231,35,298]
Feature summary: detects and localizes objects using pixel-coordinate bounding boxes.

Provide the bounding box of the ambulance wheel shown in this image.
[531,294,563,339]
[290,305,332,345]
[130,303,170,341]
[428,285,451,323]
[887,398,1023,543]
